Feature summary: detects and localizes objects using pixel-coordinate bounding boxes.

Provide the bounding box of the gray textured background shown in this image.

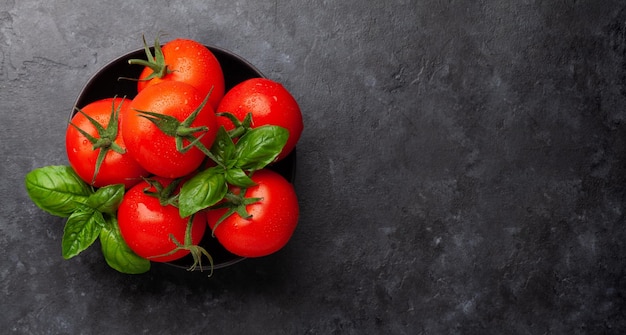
[2,0,626,334]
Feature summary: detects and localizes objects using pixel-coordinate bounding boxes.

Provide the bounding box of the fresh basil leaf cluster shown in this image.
[178,123,288,218]
[24,166,150,274]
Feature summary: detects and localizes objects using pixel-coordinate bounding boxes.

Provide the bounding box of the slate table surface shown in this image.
[1,1,625,334]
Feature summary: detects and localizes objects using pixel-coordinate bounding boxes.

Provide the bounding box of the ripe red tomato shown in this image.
[216,78,303,161]
[136,38,225,110]
[206,169,299,258]
[117,177,207,262]
[122,81,218,178]
[65,97,149,189]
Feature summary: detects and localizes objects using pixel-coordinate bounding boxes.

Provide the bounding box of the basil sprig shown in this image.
[24,166,149,274]
[178,121,288,218]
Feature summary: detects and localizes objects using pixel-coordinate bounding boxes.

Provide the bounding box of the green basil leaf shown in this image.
[210,126,236,166]
[24,165,92,217]
[225,167,256,188]
[62,208,104,259]
[100,216,150,274]
[178,167,228,218]
[234,125,289,171]
[87,184,125,214]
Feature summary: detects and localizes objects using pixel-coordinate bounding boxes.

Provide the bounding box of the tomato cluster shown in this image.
[26,37,303,275]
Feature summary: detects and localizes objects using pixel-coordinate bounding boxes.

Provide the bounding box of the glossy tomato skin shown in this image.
[117,177,207,262]
[137,38,225,110]
[207,169,299,258]
[65,97,149,189]
[216,78,303,161]
[123,81,218,178]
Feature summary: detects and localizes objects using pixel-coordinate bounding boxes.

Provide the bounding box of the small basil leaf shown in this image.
[178,167,228,218]
[100,216,150,274]
[24,166,92,217]
[225,168,256,188]
[210,126,236,166]
[62,208,104,259]
[87,184,125,214]
[234,125,289,171]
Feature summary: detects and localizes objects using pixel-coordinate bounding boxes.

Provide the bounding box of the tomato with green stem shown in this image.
[122,80,218,178]
[117,176,210,267]
[129,36,225,110]
[207,169,299,258]
[216,78,303,161]
[66,97,149,189]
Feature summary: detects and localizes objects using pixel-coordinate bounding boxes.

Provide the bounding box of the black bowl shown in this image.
[72,45,296,271]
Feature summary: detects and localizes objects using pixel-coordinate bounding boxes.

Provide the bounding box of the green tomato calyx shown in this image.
[127,34,172,80]
[133,89,220,164]
[69,97,127,186]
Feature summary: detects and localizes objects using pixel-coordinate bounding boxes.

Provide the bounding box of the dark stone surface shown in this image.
[2,1,626,334]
